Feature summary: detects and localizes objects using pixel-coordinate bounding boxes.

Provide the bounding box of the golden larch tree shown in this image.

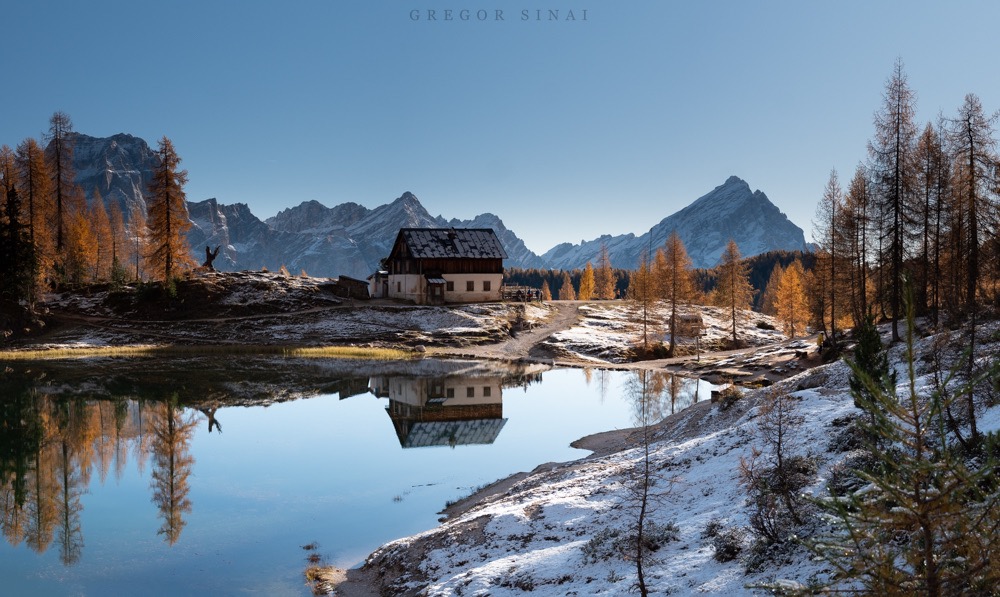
[90,190,113,281]
[759,263,785,316]
[15,138,54,286]
[775,260,808,338]
[594,243,616,299]
[540,279,552,301]
[578,262,595,300]
[558,270,576,300]
[655,231,695,356]
[627,250,659,350]
[715,239,755,347]
[146,137,193,281]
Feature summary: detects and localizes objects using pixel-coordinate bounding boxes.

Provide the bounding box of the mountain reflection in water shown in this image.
[0,357,713,596]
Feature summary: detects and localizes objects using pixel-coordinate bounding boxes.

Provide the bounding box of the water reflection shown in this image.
[0,358,546,563]
[0,358,707,594]
[373,375,518,448]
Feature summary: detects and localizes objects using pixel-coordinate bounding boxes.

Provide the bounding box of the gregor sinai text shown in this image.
[409,8,589,22]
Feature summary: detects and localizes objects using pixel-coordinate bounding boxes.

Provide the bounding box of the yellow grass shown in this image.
[0,344,414,361]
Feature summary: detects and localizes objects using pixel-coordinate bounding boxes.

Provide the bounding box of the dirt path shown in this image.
[429,302,582,361]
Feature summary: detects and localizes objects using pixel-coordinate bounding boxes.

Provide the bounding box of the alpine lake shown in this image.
[0,356,716,596]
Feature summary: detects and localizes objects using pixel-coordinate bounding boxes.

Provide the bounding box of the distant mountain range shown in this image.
[68,133,808,278]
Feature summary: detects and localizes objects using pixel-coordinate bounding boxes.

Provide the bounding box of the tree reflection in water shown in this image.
[149,394,197,545]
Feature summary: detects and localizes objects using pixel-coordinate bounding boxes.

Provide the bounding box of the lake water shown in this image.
[0,357,713,596]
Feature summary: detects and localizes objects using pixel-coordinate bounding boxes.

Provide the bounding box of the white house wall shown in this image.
[387,273,503,304]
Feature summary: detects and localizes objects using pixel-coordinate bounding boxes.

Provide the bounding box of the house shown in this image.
[379,228,507,304]
[332,275,370,300]
[370,375,507,448]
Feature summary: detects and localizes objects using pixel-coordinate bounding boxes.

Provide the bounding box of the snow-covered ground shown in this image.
[344,318,1000,596]
[546,303,787,363]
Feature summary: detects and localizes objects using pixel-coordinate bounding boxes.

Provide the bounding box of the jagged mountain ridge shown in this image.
[66,133,806,278]
[541,176,808,270]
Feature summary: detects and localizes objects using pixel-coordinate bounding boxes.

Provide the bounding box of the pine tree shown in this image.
[775,260,808,338]
[715,239,755,347]
[813,305,1000,594]
[0,185,36,308]
[558,270,576,300]
[594,243,616,300]
[145,137,193,282]
[578,262,595,300]
[656,232,695,356]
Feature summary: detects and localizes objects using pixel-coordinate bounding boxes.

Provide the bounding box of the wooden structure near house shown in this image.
[378,228,508,304]
[333,275,370,300]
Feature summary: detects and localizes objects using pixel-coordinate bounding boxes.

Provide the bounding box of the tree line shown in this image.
[0,112,193,324]
[812,58,999,349]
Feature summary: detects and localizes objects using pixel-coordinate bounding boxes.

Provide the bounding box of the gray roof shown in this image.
[400,419,508,448]
[397,228,508,260]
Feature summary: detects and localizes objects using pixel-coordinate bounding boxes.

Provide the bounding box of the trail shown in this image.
[429,302,582,361]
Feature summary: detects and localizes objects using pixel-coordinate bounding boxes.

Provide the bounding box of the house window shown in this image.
[466,387,475,398]
[483,386,492,397]
[466,281,475,292]
[446,281,454,292]
[483,281,491,292]
[396,281,401,292]
[446,388,455,398]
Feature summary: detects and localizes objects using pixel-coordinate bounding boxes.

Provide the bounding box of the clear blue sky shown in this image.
[3,1,998,254]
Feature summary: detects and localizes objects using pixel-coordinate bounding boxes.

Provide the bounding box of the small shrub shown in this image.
[717,385,743,411]
[756,320,776,331]
[712,527,747,563]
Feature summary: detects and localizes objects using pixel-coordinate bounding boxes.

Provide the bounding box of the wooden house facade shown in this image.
[379,228,507,304]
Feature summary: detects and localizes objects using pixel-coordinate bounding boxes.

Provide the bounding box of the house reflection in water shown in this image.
[370,376,507,448]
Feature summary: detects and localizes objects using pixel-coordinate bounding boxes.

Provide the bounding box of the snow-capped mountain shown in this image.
[542,176,808,270]
[65,132,806,277]
[187,192,543,278]
[70,132,158,218]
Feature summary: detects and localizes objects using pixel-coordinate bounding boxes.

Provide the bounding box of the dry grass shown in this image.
[0,344,415,361]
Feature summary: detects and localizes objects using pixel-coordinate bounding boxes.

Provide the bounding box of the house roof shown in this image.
[394,228,508,260]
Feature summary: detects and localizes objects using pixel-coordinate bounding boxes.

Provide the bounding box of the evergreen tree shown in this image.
[578,262,595,300]
[0,186,36,308]
[715,239,755,347]
[813,307,1000,594]
[847,312,895,417]
[146,137,193,281]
